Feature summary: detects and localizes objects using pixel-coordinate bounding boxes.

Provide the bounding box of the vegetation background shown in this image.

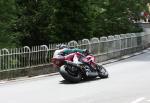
[0,0,149,48]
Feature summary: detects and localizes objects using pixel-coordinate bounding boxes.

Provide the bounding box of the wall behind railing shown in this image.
[0,32,150,80]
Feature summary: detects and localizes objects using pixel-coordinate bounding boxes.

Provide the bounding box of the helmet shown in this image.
[57,44,68,49]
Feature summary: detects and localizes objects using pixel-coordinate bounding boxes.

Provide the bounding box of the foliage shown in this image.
[0,0,17,48]
[14,0,94,45]
[14,0,56,46]
[0,0,149,47]
[91,0,147,36]
[51,0,93,42]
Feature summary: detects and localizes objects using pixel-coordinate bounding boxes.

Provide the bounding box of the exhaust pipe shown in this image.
[86,70,98,77]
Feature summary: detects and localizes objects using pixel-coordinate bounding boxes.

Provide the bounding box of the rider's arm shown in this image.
[61,48,84,56]
[61,49,72,55]
[71,48,84,53]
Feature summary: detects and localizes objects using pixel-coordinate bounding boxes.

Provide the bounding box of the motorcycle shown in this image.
[51,49,108,83]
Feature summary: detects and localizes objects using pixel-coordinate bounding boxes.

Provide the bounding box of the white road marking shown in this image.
[131,97,145,103]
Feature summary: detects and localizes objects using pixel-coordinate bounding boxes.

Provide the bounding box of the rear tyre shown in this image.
[97,65,109,78]
[59,65,82,83]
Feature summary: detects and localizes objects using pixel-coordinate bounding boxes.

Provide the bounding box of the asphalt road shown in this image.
[0,51,150,103]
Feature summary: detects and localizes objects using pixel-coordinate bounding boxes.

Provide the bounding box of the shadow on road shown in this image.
[59,77,108,84]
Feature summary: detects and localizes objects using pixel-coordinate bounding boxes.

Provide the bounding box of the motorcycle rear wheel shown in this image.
[60,65,82,83]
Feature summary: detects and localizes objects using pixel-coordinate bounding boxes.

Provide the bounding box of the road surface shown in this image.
[0,50,150,103]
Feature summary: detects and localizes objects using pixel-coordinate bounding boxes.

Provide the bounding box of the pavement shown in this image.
[0,49,150,103]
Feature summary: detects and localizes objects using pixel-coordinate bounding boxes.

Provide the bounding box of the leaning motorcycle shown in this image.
[51,50,108,83]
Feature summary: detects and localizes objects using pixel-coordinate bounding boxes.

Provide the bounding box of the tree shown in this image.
[49,0,93,42]
[3,0,148,47]
[91,0,147,36]
[15,0,56,46]
[0,0,17,48]
[15,0,94,45]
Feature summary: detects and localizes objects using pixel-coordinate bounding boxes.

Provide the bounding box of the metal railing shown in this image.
[0,32,149,74]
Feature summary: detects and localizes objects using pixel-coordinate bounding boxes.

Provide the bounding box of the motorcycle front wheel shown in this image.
[97,65,109,78]
[59,65,82,83]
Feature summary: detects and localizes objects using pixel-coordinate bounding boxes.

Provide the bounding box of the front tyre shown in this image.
[97,65,109,78]
[59,65,82,83]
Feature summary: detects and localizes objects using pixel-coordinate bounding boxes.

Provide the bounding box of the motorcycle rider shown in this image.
[56,44,88,56]
[56,44,97,73]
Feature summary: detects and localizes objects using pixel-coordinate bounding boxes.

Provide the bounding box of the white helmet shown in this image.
[57,44,68,49]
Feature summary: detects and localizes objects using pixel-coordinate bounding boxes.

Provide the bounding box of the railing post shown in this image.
[135,32,142,51]
[120,34,126,56]
[114,35,121,57]
[108,36,115,59]
[68,40,78,48]
[90,37,100,62]
[131,33,137,53]
[99,37,108,61]
[2,48,9,70]
[90,37,100,55]
[40,45,48,64]
[81,39,91,52]
[126,33,132,54]
[23,46,31,67]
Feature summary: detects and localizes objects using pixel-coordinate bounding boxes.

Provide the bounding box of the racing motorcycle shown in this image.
[51,49,108,83]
